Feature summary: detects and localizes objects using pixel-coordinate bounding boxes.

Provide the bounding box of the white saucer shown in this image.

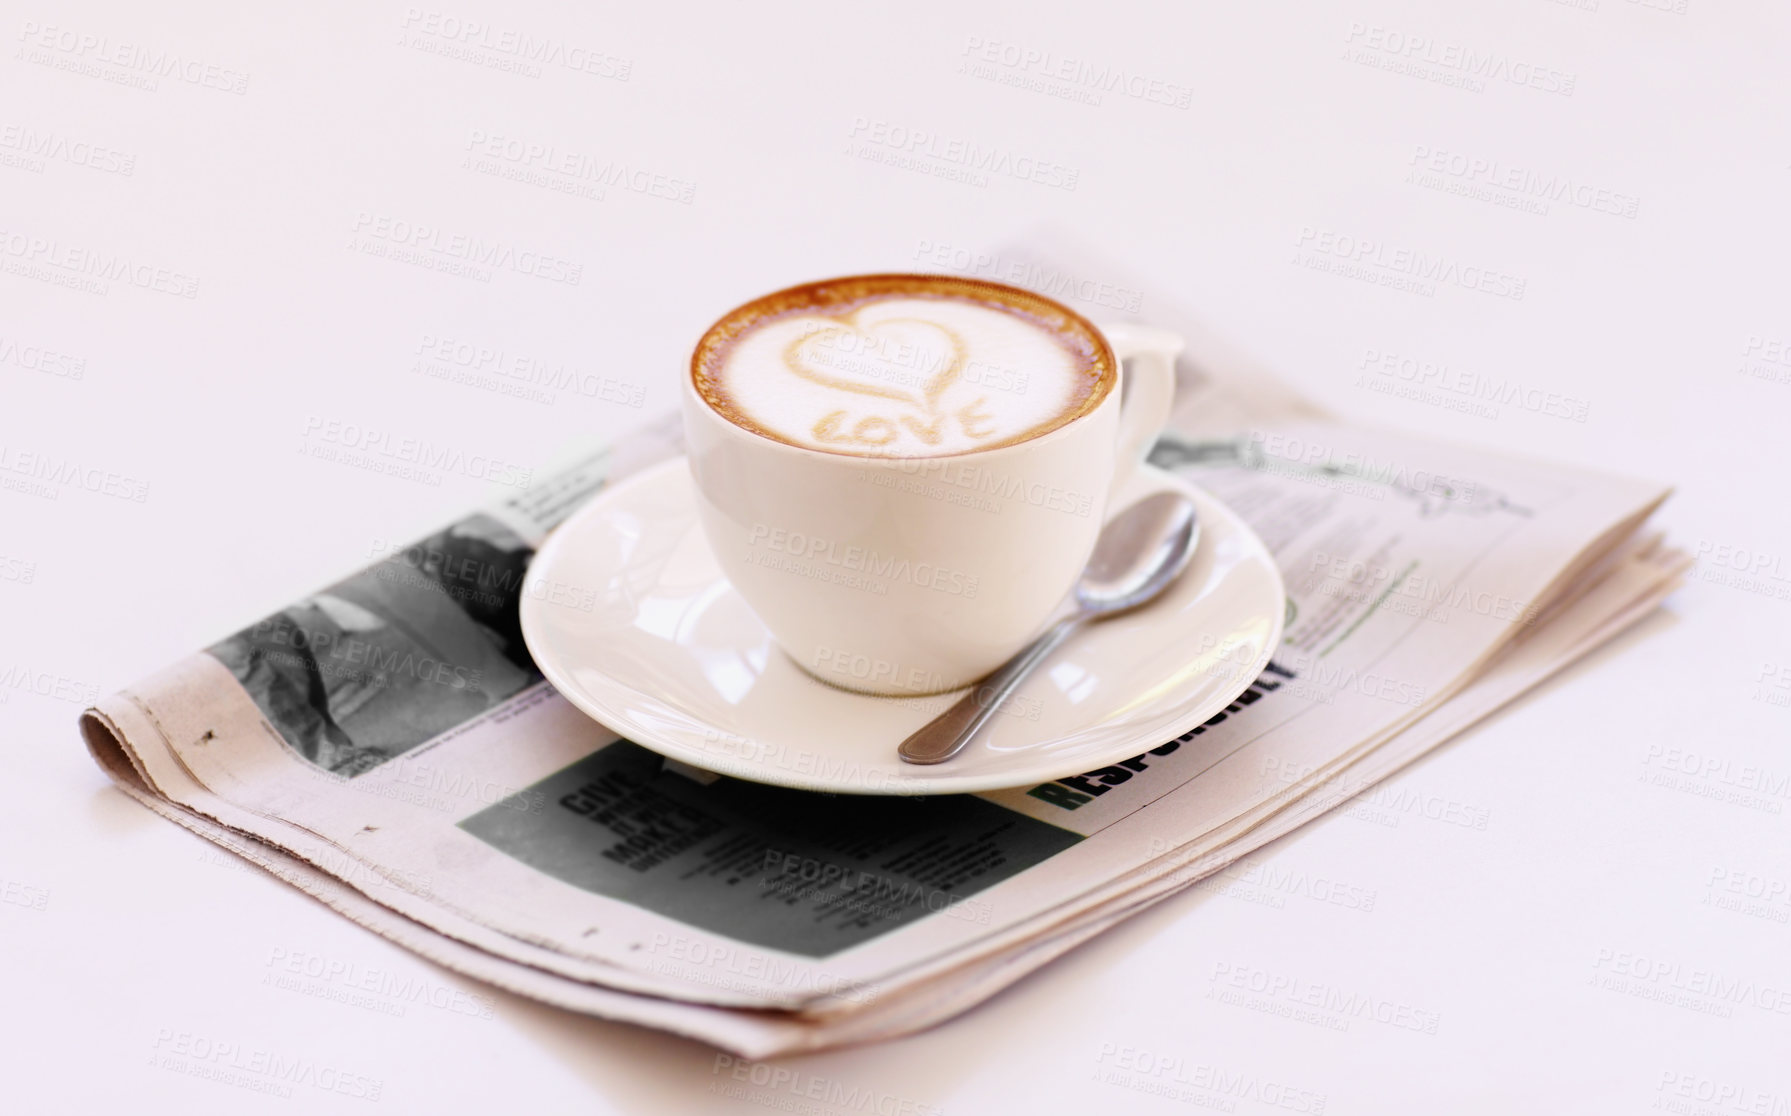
[521,457,1285,795]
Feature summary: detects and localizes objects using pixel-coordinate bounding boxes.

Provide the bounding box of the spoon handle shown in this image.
[898,614,1086,765]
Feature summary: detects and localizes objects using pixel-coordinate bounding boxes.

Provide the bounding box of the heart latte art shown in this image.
[693,275,1114,457]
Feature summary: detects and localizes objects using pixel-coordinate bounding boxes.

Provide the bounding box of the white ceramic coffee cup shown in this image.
[683,277,1182,696]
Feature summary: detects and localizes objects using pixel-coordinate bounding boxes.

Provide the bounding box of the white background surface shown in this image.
[5,1,1789,1111]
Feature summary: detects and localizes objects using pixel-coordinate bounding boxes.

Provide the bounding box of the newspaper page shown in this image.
[80,392,1671,1012]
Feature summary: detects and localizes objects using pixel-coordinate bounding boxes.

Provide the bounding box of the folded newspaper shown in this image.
[81,248,1686,1056]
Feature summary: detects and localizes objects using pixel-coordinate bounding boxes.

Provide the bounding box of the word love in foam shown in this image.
[784,313,996,450]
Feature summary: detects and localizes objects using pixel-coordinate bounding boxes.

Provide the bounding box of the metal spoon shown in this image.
[898,492,1200,765]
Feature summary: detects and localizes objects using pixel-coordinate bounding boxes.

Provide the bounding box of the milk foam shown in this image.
[702,289,1107,457]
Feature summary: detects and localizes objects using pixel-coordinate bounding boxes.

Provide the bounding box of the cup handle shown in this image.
[1099,322,1184,492]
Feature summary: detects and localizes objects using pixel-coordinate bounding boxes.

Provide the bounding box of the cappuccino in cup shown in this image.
[692,274,1116,457]
[684,274,1182,696]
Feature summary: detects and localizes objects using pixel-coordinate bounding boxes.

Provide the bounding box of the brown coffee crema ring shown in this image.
[691,273,1118,457]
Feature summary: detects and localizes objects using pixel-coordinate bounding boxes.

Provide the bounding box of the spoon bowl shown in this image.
[1074,493,1201,614]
